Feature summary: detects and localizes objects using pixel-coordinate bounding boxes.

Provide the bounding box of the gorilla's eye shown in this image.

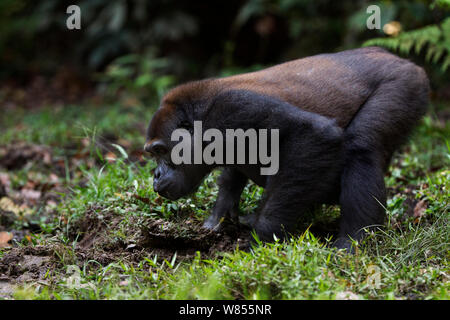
[145,140,168,156]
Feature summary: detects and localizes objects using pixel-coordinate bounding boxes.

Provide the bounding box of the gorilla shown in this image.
[144,47,429,250]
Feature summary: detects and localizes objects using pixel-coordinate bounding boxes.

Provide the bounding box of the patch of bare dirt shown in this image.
[0,280,16,299]
[0,143,52,171]
[0,245,59,298]
[0,246,56,277]
[1,69,94,110]
[70,205,252,265]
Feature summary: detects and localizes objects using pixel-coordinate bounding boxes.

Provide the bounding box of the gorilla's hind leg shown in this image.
[336,66,429,250]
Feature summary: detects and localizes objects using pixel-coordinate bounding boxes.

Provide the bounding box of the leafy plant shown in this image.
[364,1,450,71]
[97,51,176,104]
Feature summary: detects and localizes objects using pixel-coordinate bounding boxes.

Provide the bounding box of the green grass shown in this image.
[0,104,149,152]
[1,102,449,300]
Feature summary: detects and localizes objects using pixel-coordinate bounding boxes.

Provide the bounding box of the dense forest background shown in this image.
[1,0,449,108]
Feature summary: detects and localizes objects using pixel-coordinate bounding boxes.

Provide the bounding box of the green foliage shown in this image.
[364,1,450,72]
[77,0,198,69]
[97,51,176,104]
[1,0,449,88]
[0,104,147,149]
[431,0,450,10]
[0,0,199,79]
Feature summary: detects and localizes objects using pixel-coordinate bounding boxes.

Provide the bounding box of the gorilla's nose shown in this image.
[144,142,152,153]
[154,167,162,180]
[153,181,160,193]
[153,167,164,193]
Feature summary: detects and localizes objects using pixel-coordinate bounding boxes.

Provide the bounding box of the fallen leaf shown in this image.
[60,215,68,224]
[335,291,360,300]
[413,199,427,222]
[24,180,37,189]
[114,192,125,199]
[0,231,13,248]
[0,197,18,213]
[81,137,90,148]
[105,151,117,163]
[0,173,11,188]
[21,188,42,201]
[42,150,52,165]
[132,194,152,205]
[46,200,58,207]
[0,173,11,196]
[117,138,132,149]
[0,197,32,216]
[49,173,59,184]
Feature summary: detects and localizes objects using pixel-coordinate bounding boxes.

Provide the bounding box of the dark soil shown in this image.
[0,246,55,280]
[70,205,252,265]
[0,143,53,171]
[0,245,57,298]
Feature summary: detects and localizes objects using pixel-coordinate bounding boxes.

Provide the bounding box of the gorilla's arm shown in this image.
[201,90,344,237]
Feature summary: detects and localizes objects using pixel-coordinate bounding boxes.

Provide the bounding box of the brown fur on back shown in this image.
[160,47,426,128]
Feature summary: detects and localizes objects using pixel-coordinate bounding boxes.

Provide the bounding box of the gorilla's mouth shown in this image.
[155,177,205,201]
[154,182,179,200]
[158,189,180,201]
[153,179,188,201]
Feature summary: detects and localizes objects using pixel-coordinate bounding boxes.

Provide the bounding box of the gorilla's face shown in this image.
[145,106,210,200]
[154,158,207,200]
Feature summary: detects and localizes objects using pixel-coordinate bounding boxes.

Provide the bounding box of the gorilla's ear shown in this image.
[177,120,193,131]
[176,103,197,128]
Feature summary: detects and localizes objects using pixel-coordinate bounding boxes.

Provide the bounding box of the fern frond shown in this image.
[442,55,450,71]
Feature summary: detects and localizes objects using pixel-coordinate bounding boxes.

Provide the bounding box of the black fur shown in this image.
[146,48,430,251]
[201,90,344,241]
